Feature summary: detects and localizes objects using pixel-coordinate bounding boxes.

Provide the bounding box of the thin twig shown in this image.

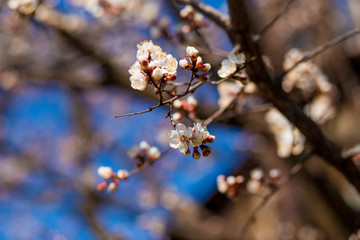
[239,150,313,239]
[253,0,296,41]
[114,103,161,118]
[279,28,360,80]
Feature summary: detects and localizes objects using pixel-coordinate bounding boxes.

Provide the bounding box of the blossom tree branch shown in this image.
[222,0,360,192]
[279,27,360,80]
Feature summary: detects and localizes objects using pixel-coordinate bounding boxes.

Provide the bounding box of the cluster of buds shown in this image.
[179,5,207,33]
[127,141,161,167]
[265,108,305,158]
[168,122,215,159]
[179,46,211,75]
[217,174,244,198]
[96,166,129,193]
[7,0,38,14]
[217,168,282,198]
[129,40,178,91]
[283,48,336,124]
[172,96,198,121]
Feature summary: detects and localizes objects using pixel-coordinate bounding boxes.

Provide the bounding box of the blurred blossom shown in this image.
[7,0,38,15]
[265,108,305,158]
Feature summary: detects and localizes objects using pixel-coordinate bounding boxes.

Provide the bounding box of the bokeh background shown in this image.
[1,0,360,239]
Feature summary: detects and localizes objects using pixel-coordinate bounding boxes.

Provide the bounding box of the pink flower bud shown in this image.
[199,63,211,72]
[96,182,108,192]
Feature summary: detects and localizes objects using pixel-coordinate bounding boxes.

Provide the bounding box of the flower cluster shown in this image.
[129,40,178,91]
[7,0,38,14]
[218,52,246,79]
[265,108,305,158]
[217,168,281,199]
[217,174,244,198]
[168,122,215,159]
[96,166,129,193]
[179,46,211,73]
[179,5,207,33]
[283,48,336,123]
[127,141,161,167]
[172,96,198,121]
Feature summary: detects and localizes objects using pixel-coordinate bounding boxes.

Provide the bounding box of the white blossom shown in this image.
[148,146,161,161]
[8,0,38,14]
[218,59,237,78]
[218,52,246,78]
[168,123,192,155]
[97,166,113,179]
[117,169,129,180]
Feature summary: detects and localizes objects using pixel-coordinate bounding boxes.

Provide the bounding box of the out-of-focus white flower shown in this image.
[117,169,129,180]
[265,108,305,158]
[282,48,333,95]
[218,53,246,78]
[229,53,246,65]
[218,59,237,78]
[217,174,244,198]
[148,146,161,161]
[217,80,244,108]
[304,94,335,124]
[128,141,161,162]
[250,168,264,181]
[172,112,183,121]
[180,5,193,18]
[168,123,192,155]
[8,0,38,14]
[97,166,113,179]
[217,175,228,194]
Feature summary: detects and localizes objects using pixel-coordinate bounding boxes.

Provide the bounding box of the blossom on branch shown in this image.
[218,53,246,78]
[168,122,215,159]
[179,46,211,73]
[129,40,178,91]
